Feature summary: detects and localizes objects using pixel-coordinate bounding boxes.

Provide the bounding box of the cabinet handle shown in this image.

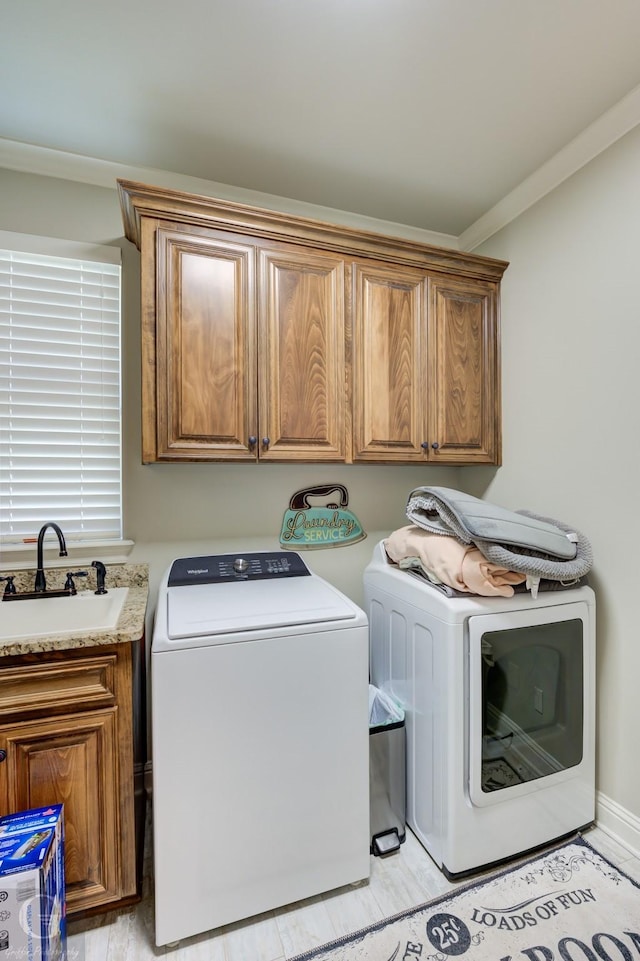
[420,442,429,450]
[0,750,6,762]
[0,576,16,596]
[248,436,257,449]
[431,442,440,450]
[262,437,270,448]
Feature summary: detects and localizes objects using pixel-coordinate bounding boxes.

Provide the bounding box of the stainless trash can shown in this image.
[369,686,406,856]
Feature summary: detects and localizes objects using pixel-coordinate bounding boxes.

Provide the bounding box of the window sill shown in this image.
[0,540,135,571]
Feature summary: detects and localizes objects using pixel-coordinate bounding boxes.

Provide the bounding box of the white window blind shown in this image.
[0,242,122,544]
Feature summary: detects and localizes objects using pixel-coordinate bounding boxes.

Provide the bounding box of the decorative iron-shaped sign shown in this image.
[280,484,366,550]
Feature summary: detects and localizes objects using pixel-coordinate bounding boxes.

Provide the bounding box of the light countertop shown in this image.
[0,563,149,657]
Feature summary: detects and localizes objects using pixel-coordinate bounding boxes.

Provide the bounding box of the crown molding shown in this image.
[3,76,640,258]
[459,81,640,251]
[0,138,457,251]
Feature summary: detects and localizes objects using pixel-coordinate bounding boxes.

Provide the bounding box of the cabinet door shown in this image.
[352,261,427,462]
[258,245,346,461]
[155,227,257,460]
[0,710,121,914]
[427,275,500,464]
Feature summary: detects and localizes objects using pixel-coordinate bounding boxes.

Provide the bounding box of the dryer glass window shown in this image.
[479,619,584,793]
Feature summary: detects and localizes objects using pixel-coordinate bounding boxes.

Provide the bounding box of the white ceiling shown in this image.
[3,0,640,241]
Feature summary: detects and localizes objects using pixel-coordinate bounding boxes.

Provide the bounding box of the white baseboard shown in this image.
[596,790,640,858]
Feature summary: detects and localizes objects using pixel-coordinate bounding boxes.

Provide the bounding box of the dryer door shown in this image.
[468,601,589,808]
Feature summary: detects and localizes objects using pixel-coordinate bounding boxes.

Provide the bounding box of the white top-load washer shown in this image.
[151,550,370,947]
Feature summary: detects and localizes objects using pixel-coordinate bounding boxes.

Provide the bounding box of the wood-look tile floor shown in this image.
[67,808,640,961]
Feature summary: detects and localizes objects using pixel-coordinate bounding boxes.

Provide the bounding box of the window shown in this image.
[0,233,122,545]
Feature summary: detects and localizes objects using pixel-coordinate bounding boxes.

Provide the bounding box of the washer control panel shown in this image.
[168,551,310,586]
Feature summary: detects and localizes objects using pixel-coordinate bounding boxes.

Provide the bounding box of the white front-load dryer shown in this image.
[364,540,595,880]
[151,550,370,947]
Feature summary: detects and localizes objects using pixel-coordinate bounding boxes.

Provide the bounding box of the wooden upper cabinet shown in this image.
[353,261,427,462]
[428,275,500,464]
[353,266,500,464]
[154,230,347,461]
[258,244,346,460]
[119,179,507,465]
[155,226,256,460]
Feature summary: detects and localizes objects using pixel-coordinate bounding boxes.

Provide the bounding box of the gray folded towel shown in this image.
[406,487,593,582]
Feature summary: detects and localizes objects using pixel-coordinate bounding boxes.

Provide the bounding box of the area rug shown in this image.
[291,836,640,961]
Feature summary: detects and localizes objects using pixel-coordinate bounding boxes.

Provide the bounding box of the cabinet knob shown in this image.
[420,442,429,450]
[248,436,257,448]
[431,442,440,450]
[0,750,6,763]
[262,437,270,448]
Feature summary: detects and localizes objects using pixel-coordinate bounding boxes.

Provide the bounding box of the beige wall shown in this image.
[470,124,640,823]
[4,137,638,829]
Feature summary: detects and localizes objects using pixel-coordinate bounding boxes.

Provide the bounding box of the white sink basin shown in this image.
[0,587,129,643]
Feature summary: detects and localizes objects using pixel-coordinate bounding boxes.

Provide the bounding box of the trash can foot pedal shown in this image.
[371,829,402,857]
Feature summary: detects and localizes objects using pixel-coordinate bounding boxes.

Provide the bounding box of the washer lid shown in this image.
[166,576,357,639]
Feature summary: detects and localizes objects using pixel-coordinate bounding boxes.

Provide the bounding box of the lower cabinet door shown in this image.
[0,708,121,914]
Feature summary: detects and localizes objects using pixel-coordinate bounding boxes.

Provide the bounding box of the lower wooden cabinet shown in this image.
[0,642,143,917]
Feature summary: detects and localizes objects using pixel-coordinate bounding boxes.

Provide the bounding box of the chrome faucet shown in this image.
[34,523,68,593]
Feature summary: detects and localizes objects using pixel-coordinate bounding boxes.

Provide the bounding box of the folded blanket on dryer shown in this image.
[384,525,526,597]
[405,487,593,586]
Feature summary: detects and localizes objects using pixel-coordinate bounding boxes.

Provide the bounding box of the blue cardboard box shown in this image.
[0,804,66,961]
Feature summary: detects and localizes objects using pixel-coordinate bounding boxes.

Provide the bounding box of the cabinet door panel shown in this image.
[353,263,427,461]
[157,229,256,459]
[258,246,346,460]
[0,655,116,720]
[428,275,500,463]
[0,710,120,913]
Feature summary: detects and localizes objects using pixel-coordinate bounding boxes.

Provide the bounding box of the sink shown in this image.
[0,588,129,643]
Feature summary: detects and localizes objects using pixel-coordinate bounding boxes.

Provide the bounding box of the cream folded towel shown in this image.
[385,525,526,598]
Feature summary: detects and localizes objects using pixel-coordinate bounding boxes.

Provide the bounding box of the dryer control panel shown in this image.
[168,551,310,586]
